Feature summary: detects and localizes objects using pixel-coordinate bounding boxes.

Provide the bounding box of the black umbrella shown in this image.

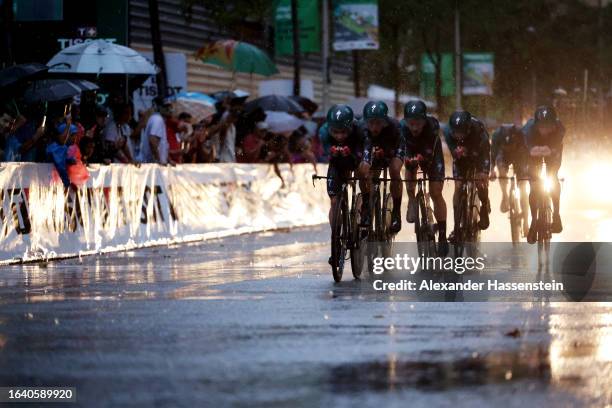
[289,95,318,114]
[244,95,304,114]
[0,63,49,89]
[211,90,250,105]
[23,79,98,104]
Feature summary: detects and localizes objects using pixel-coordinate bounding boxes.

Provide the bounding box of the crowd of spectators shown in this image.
[0,93,327,181]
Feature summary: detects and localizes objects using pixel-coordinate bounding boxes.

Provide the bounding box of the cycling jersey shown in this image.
[444,116,491,177]
[319,121,364,197]
[522,118,564,165]
[401,116,445,180]
[491,124,529,177]
[361,117,405,165]
[522,118,565,179]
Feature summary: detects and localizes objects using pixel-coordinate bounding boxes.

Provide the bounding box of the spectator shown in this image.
[82,106,111,164]
[165,112,192,165]
[238,121,267,163]
[185,122,215,163]
[79,136,95,166]
[210,107,239,163]
[262,131,291,187]
[289,126,317,171]
[70,104,86,146]
[177,112,193,145]
[4,106,46,162]
[138,99,170,165]
[104,103,146,164]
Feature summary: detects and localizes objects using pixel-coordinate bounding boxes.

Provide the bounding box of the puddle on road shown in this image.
[328,347,550,392]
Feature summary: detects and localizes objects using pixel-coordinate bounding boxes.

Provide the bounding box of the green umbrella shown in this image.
[195,40,279,77]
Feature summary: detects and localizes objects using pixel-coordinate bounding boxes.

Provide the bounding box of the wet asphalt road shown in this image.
[1,149,612,407]
[0,225,611,407]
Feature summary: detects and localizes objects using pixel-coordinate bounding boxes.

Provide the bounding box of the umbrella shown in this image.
[0,63,48,89]
[47,39,157,75]
[245,95,304,114]
[23,79,98,104]
[264,111,304,133]
[173,92,217,123]
[195,40,279,77]
[211,90,250,105]
[289,95,318,114]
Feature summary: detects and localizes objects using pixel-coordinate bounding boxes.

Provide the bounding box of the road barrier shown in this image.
[0,163,328,264]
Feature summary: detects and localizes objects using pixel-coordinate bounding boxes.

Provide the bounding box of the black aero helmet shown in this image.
[327,104,354,130]
[449,110,472,133]
[363,100,389,120]
[534,106,557,125]
[404,100,427,120]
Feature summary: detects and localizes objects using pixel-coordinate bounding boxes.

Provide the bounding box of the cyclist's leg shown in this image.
[389,157,403,232]
[516,161,530,234]
[450,161,464,241]
[527,157,539,220]
[327,163,343,226]
[527,159,539,243]
[475,171,490,229]
[357,160,372,225]
[428,157,447,241]
[404,162,418,223]
[548,159,562,232]
[476,157,491,230]
[497,154,510,212]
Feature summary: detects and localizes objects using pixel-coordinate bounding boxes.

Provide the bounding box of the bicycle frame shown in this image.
[452,167,481,256]
[312,172,363,280]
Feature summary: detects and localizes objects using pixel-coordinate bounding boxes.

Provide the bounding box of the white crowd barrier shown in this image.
[0,163,329,264]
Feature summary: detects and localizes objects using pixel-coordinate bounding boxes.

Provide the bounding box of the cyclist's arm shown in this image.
[490,129,501,167]
[394,121,406,161]
[549,122,564,162]
[318,124,332,160]
[361,130,373,164]
[443,127,459,159]
[479,128,492,174]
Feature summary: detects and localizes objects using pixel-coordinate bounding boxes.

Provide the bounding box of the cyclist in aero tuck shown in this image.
[490,123,530,237]
[319,105,364,248]
[401,100,449,254]
[356,101,405,234]
[523,105,565,244]
[444,110,492,242]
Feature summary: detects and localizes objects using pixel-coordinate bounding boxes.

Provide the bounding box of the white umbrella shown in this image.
[47,39,157,75]
[264,111,304,133]
[173,92,217,123]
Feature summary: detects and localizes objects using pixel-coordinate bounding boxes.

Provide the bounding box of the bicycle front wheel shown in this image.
[509,190,521,245]
[330,195,347,282]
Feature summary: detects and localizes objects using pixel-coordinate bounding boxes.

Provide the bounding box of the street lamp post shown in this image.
[454,0,462,110]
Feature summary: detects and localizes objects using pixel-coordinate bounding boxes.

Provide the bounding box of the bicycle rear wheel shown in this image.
[453,190,468,258]
[416,192,437,263]
[537,196,552,259]
[350,193,365,279]
[382,192,394,258]
[330,195,347,282]
[367,191,382,275]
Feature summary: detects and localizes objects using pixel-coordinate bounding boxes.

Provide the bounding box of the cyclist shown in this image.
[319,105,364,229]
[357,101,404,234]
[401,100,448,253]
[523,106,564,244]
[490,123,530,236]
[444,111,491,239]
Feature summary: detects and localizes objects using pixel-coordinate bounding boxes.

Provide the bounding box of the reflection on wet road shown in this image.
[0,147,611,407]
[0,225,610,407]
